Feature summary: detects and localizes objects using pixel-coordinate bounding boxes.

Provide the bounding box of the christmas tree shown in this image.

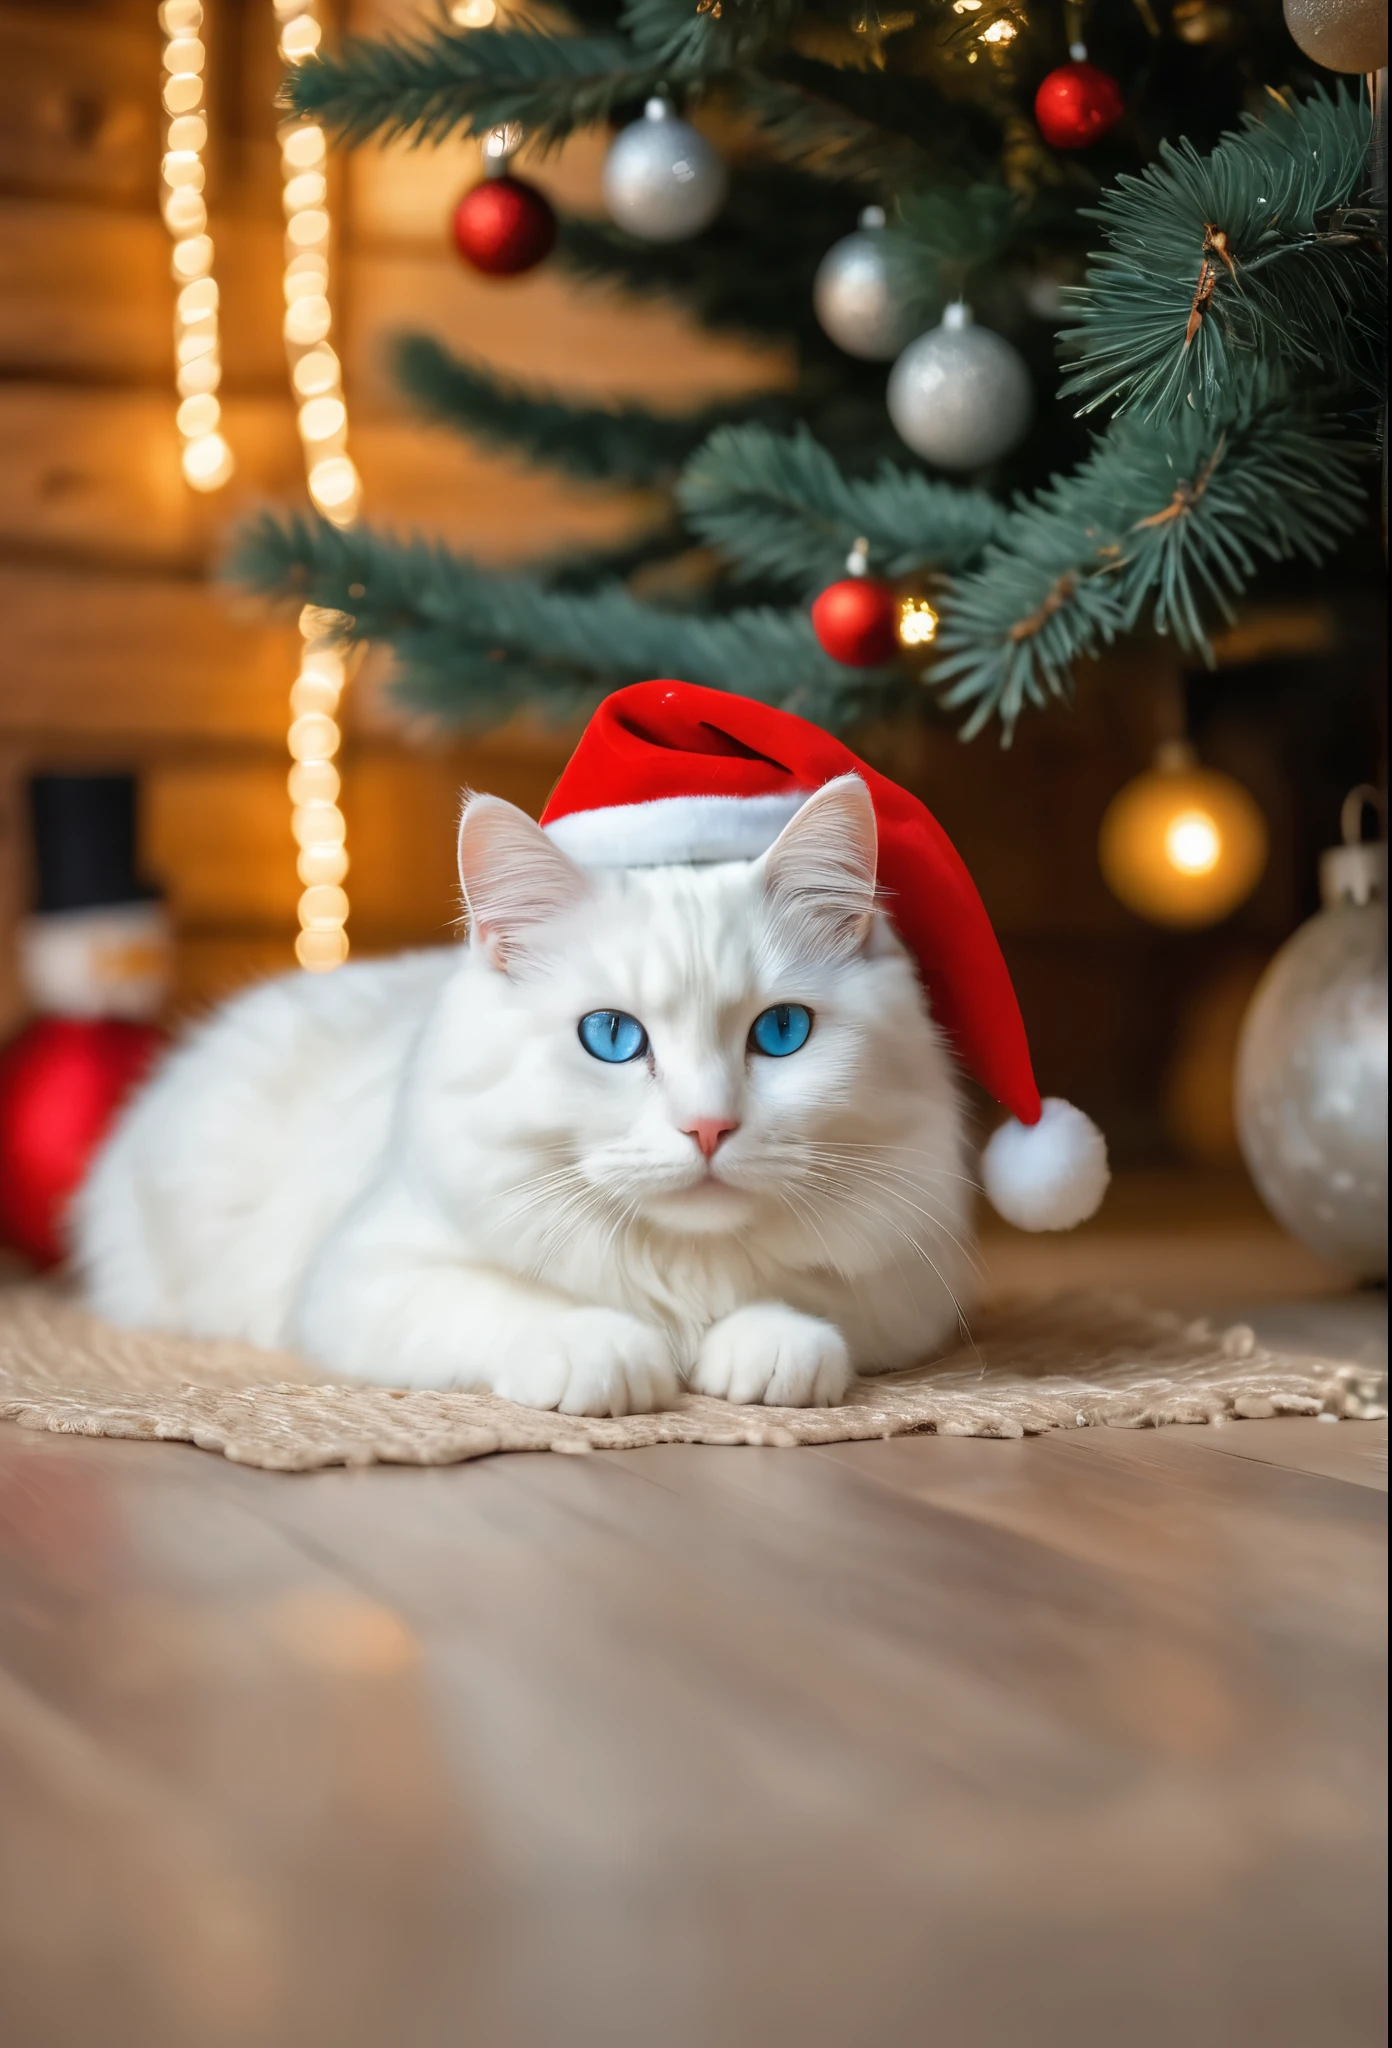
[233,0,1386,742]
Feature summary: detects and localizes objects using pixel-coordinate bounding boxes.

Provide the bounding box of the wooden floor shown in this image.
[0,1285,1386,2048]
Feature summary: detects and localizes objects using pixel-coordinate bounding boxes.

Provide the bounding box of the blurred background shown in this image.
[0,0,1384,1198]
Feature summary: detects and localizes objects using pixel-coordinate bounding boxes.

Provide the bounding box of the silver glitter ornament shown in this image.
[602,98,727,243]
[813,206,917,361]
[1236,792,1388,1279]
[887,302,1033,470]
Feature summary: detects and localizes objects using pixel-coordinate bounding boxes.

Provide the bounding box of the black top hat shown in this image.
[28,774,160,916]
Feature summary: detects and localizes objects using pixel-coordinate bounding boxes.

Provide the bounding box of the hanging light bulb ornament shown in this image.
[1098,741,1268,928]
[1282,0,1387,72]
[1236,789,1387,1280]
[813,206,918,361]
[887,302,1033,470]
[453,126,557,276]
[602,97,727,243]
[1034,52,1125,150]
[811,539,900,667]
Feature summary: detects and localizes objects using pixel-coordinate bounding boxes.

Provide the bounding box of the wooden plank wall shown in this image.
[0,0,789,1031]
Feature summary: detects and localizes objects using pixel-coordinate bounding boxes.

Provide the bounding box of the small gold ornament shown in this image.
[1099,741,1268,928]
[1172,0,1237,43]
[1282,0,1387,72]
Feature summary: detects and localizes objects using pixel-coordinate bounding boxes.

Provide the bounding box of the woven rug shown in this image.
[0,1284,1383,1474]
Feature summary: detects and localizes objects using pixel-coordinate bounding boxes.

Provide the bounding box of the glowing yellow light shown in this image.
[451,0,497,22]
[1099,745,1268,928]
[167,112,207,151]
[160,3,230,493]
[170,232,213,277]
[286,207,330,248]
[288,712,341,762]
[296,928,350,970]
[308,455,361,509]
[181,432,234,489]
[176,393,220,436]
[290,675,340,718]
[279,9,356,972]
[897,596,940,648]
[162,74,203,114]
[980,17,1017,42]
[177,356,219,397]
[280,14,322,59]
[298,843,350,887]
[299,885,351,929]
[292,347,340,396]
[284,298,333,345]
[292,803,347,849]
[952,0,983,9]
[282,124,327,168]
[288,761,341,804]
[299,395,347,441]
[1164,810,1222,875]
[283,171,328,213]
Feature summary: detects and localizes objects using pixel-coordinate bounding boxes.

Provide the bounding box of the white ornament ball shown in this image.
[981,1097,1110,1232]
[813,206,918,361]
[602,97,727,244]
[887,302,1033,470]
[1235,841,1387,1279]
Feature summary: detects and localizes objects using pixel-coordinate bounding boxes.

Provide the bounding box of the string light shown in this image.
[289,607,351,969]
[897,596,940,649]
[1099,742,1268,928]
[159,0,233,491]
[980,17,1018,43]
[278,2,358,970]
[450,0,497,21]
[277,2,360,529]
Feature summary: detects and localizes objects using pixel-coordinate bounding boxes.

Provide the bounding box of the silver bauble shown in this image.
[887,302,1033,470]
[602,97,727,243]
[1236,820,1387,1279]
[813,206,917,361]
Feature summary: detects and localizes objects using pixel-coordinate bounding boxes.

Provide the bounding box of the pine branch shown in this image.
[1060,84,1379,422]
[390,334,798,484]
[554,162,861,343]
[731,71,937,188]
[931,408,1367,737]
[227,512,897,729]
[619,0,804,69]
[283,24,679,150]
[677,423,1009,587]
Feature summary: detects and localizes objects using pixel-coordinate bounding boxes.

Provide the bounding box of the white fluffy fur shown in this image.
[75,777,977,1416]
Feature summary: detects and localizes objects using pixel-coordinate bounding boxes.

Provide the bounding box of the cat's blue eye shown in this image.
[750,1004,813,1058]
[578,1010,648,1064]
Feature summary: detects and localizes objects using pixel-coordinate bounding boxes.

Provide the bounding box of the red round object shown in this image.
[811,576,900,668]
[452,174,558,276]
[1034,62,1125,150]
[0,1016,164,1267]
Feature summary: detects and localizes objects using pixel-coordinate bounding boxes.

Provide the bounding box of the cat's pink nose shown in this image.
[684,1117,739,1160]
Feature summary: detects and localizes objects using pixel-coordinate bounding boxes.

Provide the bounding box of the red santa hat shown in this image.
[540,681,1108,1232]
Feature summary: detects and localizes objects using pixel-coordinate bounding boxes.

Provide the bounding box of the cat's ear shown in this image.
[759,773,877,958]
[457,793,591,970]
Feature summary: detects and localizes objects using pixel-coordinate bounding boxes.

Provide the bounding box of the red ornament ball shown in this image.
[1034,62,1125,150]
[452,174,558,276]
[811,576,900,668]
[0,1017,164,1267]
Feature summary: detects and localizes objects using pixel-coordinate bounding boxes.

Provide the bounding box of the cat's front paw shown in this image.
[690,1304,852,1408]
[495,1309,678,1418]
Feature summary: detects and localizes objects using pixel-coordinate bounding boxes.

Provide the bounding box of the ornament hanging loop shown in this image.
[483,122,523,173]
[1323,783,1389,907]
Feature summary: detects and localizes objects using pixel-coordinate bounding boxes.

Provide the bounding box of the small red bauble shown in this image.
[0,1017,164,1266]
[452,174,558,276]
[1034,62,1125,150]
[811,576,899,667]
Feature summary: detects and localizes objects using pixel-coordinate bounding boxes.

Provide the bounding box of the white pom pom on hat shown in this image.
[981,1097,1110,1232]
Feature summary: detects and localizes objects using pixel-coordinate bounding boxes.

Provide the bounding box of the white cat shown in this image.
[75,774,979,1414]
